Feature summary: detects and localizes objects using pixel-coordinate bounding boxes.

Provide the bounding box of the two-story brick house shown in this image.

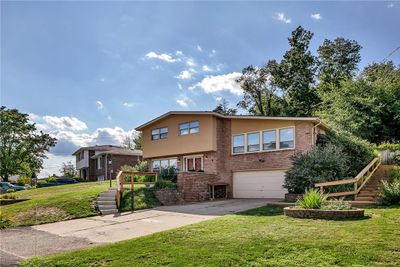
[136,111,327,202]
[72,145,142,181]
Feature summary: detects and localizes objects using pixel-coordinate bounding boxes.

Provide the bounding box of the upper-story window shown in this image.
[179,121,200,135]
[263,130,276,151]
[77,151,84,161]
[247,132,260,152]
[151,127,168,140]
[279,128,294,149]
[232,134,245,153]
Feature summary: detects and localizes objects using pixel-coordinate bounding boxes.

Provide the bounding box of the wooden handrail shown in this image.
[314,157,381,198]
[115,170,158,210]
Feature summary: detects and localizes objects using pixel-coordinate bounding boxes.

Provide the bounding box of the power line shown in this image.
[382,46,400,62]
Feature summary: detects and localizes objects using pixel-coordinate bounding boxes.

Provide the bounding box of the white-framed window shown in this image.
[247,132,260,152]
[232,134,245,154]
[151,158,178,172]
[263,130,276,151]
[279,128,294,149]
[96,157,102,170]
[184,155,203,171]
[151,127,168,140]
[179,121,200,135]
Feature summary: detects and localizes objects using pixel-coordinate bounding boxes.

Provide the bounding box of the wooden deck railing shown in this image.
[115,171,158,209]
[314,157,381,197]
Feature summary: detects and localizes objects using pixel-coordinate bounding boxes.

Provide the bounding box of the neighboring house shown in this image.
[136,111,327,202]
[72,145,143,181]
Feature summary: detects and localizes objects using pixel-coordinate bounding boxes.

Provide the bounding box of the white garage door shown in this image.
[233,170,288,198]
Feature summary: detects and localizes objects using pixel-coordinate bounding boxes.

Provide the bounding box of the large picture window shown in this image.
[179,121,200,135]
[263,130,276,151]
[151,127,168,140]
[247,132,260,152]
[233,134,245,154]
[279,128,294,149]
[152,158,177,172]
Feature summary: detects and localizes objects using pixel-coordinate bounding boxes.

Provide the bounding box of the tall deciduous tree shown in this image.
[122,132,143,150]
[276,26,319,116]
[213,99,237,115]
[60,161,77,178]
[317,38,362,90]
[0,106,57,181]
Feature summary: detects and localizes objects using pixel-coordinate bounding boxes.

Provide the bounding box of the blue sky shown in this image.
[1,1,399,177]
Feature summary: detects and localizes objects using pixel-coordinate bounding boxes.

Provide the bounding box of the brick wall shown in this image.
[177,172,218,202]
[92,154,141,181]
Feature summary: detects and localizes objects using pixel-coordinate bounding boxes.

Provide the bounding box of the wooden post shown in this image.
[131,175,134,212]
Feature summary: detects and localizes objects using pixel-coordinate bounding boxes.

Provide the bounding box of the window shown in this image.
[179,121,200,135]
[96,157,103,170]
[279,128,294,149]
[97,175,105,181]
[184,156,203,171]
[151,127,168,140]
[233,135,245,154]
[247,132,260,152]
[263,130,276,151]
[151,158,177,172]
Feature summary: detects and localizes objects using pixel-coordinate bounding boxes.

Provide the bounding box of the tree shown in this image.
[0,106,57,182]
[60,161,77,178]
[317,38,362,90]
[275,26,319,116]
[237,61,285,116]
[122,132,143,150]
[317,62,400,143]
[213,99,237,115]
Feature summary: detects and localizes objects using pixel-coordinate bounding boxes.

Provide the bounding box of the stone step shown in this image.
[357,192,378,197]
[100,209,118,215]
[355,196,376,201]
[100,191,116,196]
[350,200,378,207]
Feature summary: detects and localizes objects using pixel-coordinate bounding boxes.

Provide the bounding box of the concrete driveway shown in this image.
[0,199,270,266]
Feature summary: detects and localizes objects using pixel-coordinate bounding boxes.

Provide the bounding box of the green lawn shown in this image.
[0,181,112,228]
[23,205,400,267]
[0,181,161,228]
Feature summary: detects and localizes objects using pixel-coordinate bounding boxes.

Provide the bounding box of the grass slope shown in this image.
[0,181,111,228]
[23,205,400,266]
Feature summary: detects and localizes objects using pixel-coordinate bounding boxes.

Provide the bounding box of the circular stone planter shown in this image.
[284,206,364,220]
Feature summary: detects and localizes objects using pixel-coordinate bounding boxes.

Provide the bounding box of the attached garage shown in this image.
[233,170,288,198]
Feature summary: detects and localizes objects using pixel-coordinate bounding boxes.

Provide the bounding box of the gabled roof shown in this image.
[135,111,328,130]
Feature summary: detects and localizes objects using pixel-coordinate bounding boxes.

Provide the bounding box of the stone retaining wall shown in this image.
[284,193,303,203]
[154,188,184,206]
[284,207,364,220]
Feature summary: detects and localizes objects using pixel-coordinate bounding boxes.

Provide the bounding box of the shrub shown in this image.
[0,211,11,229]
[154,179,177,189]
[16,176,31,186]
[133,161,149,172]
[0,194,17,200]
[119,188,160,212]
[160,167,177,183]
[378,180,400,206]
[375,142,400,151]
[284,144,349,193]
[297,189,327,209]
[317,129,375,177]
[394,154,400,166]
[388,166,400,183]
[322,198,352,210]
[46,176,57,183]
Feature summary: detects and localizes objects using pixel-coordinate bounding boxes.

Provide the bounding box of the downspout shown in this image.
[312,120,323,146]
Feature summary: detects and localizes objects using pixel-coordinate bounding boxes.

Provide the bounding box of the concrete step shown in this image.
[100,192,116,196]
[97,196,115,202]
[97,200,116,205]
[350,200,378,207]
[100,209,118,215]
[99,204,117,210]
[358,192,378,197]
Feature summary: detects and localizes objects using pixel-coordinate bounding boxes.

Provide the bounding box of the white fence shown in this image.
[380,150,400,164]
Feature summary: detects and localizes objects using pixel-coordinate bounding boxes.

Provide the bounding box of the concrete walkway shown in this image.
[0,199,271,266]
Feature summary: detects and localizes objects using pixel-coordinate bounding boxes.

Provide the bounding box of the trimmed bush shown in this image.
[46,176,57,183]
[297,189,327,209]
[284,144,349,193]
[154,179,177,189]
[160,167,177,183]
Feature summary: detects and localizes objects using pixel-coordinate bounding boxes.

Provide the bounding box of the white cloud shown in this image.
[123,102,134,108]
[196,45,202,52]
[145,51,180,63]
[274,12,292,24]
[190,72,242,96]
[177,83,183,90]
[186,58,196,67]
[96,101,104,110]
[388,3,394,8]
[215,96,222,101]
[202,65,213,72]
[175,50,184,56]
[311,13,322,20]
[43,116,88,131]
[176,69,195,80]
[176,99,188,107]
